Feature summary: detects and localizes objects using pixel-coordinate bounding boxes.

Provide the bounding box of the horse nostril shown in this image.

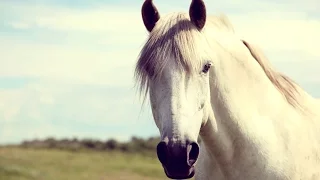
[157,141,168,165]
[187,142,200,166]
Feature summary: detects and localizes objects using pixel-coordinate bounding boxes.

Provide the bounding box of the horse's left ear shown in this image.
[141,0,160,32]
[189,0,207,30]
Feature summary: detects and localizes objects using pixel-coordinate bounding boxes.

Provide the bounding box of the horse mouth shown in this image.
[163,165,195,179]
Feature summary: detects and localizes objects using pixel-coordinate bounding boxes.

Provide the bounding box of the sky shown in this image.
[0,0,319,144]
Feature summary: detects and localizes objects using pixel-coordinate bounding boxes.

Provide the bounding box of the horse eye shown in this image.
[202,63,211,73]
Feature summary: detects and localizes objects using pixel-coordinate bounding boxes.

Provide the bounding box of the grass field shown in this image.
[0,147,170,180]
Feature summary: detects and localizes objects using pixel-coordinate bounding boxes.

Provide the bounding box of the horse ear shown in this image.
[189,0,207,30]
[141,0,160,32]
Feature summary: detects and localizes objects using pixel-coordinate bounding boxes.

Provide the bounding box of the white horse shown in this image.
[135,0,320,179]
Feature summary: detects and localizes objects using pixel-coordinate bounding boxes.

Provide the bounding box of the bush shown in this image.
[105,139,118,150]
[19,136,161,153]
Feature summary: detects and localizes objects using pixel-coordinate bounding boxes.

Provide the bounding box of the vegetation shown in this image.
[0,147,168,180]
[18,136,160,155]
[0,136,170,180]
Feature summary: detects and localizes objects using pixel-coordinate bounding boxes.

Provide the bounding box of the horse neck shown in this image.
[199,37,299,170]
[196,27,320,178]
[209,37,290,120]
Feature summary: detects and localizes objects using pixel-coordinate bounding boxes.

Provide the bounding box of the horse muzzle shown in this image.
[156,140,200,179]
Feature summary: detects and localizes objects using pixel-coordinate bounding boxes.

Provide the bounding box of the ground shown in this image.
[0,147,171,180]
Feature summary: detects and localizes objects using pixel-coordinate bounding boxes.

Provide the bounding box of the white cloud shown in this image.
[0,121,55,144]
[0,36,143,86]
[0,89,25,122]
[0,79,157,144]
[33,9,142,33]
[0,3,150,86]
[8,22,31,29]
[2,2,146,34]
[229,12,320,58]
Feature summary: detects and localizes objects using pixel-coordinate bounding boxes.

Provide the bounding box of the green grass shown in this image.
[0,147,169,180]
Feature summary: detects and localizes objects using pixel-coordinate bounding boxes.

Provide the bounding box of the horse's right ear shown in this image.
[141,0,160,32]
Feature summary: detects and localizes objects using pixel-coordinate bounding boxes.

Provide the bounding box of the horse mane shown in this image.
[241,40,303,109]
[135,12,304,110]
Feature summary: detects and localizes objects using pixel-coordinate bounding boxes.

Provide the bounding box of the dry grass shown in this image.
[0,147,169,180]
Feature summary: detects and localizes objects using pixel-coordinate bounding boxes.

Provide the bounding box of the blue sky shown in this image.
[0,0,319,144]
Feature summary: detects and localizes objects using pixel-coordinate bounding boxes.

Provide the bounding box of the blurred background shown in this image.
[0,0,319,179]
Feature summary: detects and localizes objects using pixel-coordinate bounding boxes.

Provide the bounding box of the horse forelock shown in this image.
[134,13,206,98]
